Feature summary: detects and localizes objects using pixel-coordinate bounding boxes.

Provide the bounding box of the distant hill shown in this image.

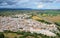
[0,8,60,10]
[0,8,32,10]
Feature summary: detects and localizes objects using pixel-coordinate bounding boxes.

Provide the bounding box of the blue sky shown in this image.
[0,0,60,9]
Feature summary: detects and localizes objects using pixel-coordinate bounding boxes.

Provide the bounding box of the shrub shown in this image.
[0,32,4,38]
[37,20,52,24]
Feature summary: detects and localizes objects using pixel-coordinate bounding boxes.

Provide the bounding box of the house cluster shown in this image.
[0,14,58,36]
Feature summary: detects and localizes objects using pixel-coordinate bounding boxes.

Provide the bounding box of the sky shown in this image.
[0,0,60,9]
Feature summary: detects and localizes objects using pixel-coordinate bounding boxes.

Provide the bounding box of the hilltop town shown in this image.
[0,14,59,37]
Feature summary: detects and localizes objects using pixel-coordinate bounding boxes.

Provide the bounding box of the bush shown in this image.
[54,22,60,26]
[16,31,25,35]
[0,32,4,38]
[37,20,52,24]
[3,30,14,33]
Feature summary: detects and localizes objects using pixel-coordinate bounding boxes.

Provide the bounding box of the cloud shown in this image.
[0,0,55,6]
[0,0,19,6]
[55,0,60,3]
[0,2,8,6]
[0,0,60,9]
[31,2,44,9]
[37,4,44,8]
